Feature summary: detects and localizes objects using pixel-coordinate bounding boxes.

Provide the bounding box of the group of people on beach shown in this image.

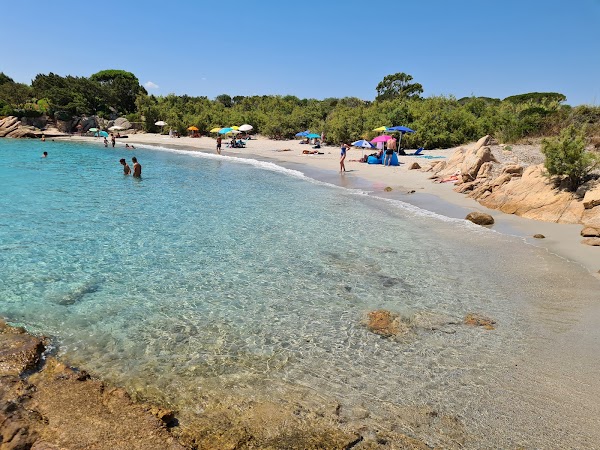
[119,157,142,177]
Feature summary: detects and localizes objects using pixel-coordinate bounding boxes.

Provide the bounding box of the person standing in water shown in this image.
[42,151,48,158]
[120,158,131,175]
[340,142,349,173]
[132,157,142,178]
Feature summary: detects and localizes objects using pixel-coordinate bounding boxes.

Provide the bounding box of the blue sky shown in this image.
[2,0,599,105]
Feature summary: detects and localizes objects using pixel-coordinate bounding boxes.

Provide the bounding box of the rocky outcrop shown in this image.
[20,115,48,129]
[581,227,600,237]
[0,116,45,138]
[113,117,132,130]
[581,238,600,246]
[0,320,186,450]
[72,116,97,132]
[0,116,20,137]
[425,137,600,242]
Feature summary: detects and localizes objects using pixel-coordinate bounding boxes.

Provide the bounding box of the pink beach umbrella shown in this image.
[371,134,392,151]
[370,135,392,143]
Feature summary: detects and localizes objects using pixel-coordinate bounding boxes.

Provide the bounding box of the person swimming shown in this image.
[42,151,48,158]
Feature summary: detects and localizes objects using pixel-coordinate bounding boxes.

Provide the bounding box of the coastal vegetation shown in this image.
[0,70,599,149]
[542,125,600,190]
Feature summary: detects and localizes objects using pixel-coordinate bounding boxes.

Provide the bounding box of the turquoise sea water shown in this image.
[1,139,599,447]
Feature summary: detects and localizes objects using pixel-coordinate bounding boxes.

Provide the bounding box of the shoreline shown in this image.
[4,135,600,447]
[60,133,600,277]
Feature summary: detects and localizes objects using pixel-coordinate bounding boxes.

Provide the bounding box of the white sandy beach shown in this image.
[61,132,600,277]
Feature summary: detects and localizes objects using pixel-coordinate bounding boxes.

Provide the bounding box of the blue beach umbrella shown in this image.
[99,131,109,138]
[306,133,321,139]
[295,130,310,137]
[387,125,416,148]
[351,139,375,148]
[218,127,234,134]
[387,125,415,133]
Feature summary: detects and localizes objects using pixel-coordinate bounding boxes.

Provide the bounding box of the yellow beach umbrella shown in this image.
[373,126,388,132]
[209,127,222,133]
[230,126,240,130]
[187,126,199,131]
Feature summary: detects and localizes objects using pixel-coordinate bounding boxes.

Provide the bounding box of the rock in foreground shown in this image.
[465,212,495,226]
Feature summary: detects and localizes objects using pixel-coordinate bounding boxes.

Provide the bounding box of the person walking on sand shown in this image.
[216,136,222,155]
[120,158,131,175]
[132,157,142,178]
[340,142,349,173]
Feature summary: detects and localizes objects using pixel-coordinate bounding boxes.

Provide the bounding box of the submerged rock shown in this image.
[464,313,496,330]
[364,310,411,337]
[533,234,545,239]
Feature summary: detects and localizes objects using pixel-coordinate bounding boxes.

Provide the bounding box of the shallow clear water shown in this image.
[1,139,599,447]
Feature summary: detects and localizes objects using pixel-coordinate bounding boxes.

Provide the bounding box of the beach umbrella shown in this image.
[306,133,321,138]
[99,131,109,138]
[295,130,310,137]
[187,126,199,131]
[89,127,99,132]
[352,139,375,148]
[230,126,240,130]
[238,124,253,132]
[372,126,388,132]
[352,139,375,158]
[209,127,222,133]
[371,135,392,143]
[387,125,416,148]
[387,125,415,133]
[371,134,392,151]
[218,127,233,134]
[155,120,167,133]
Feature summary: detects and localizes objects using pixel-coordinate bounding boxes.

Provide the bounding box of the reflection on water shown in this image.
[1,139,599,447]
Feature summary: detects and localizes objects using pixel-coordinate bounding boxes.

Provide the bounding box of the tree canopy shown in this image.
[0,69,597,150]
[375,72,423,102]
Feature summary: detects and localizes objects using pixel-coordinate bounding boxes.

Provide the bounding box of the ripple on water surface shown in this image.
[1,139,599,447]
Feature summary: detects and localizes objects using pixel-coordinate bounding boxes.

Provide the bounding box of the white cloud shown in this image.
[144,81,159,89]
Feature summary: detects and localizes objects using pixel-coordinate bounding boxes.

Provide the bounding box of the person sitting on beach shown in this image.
[312,139,321,149]
[120,158,131,175]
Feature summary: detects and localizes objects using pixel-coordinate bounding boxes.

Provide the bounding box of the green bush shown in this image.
[541,126,600,191]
